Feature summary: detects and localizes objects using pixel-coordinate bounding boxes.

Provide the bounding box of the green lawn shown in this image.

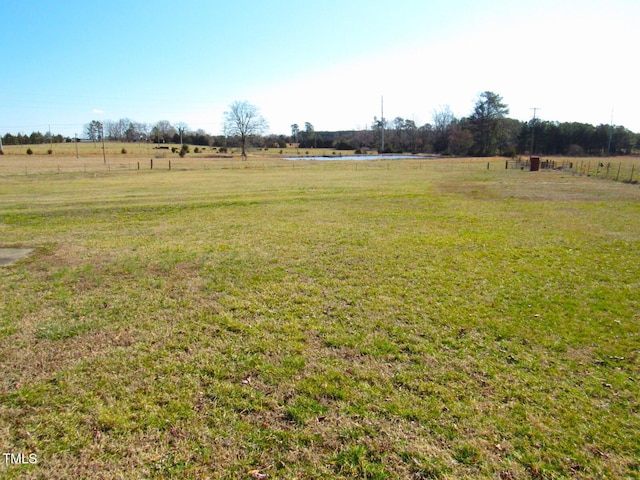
[1,160,638,479]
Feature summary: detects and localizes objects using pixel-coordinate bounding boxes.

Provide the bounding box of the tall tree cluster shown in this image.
[366,91,638,156]
[468,91,510,156]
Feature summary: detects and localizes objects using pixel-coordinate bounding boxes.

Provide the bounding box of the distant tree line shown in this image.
[2,92,638,156]
[350,92,639,156]
[1,131,66,145]
[83,119,217,146]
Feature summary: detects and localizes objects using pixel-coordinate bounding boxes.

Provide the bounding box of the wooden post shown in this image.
[169,160,171,171]
[631,164,636,183]
[150,158,153,170]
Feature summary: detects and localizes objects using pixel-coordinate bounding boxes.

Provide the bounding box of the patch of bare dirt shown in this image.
[0,248,34,266]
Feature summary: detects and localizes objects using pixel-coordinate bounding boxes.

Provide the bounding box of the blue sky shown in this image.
[1,0,638,137]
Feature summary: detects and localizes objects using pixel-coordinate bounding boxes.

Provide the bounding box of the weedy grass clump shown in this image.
[0,159,638,478]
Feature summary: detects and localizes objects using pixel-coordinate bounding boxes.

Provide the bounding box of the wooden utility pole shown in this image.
[381,95,385,153]
[607,108,614,156]
[529,107,540,156]
[101,123,106,165]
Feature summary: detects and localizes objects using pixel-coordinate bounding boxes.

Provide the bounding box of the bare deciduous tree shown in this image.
[432,105,456,153]
[175,122,189,145]
[224,101,268,160]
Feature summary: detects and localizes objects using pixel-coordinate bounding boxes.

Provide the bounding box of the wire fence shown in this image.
[506,157,639,184]
[0,155,503,177]
[1,153,639,183]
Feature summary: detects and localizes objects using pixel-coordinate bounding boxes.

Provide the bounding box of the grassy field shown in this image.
[1,142,638,183]
[0,154,638,478]
[0,142,359,167]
